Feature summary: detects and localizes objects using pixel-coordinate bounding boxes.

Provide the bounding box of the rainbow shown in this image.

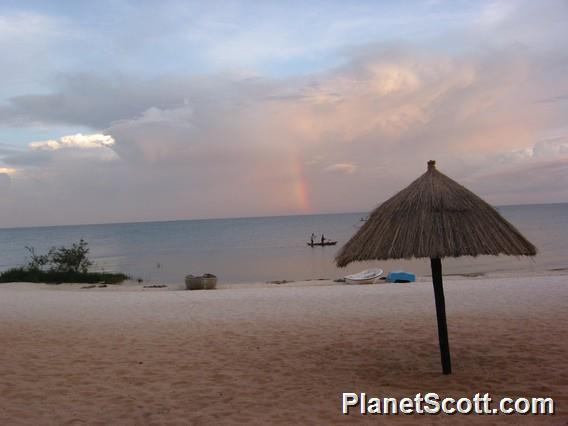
[291,155,311,213]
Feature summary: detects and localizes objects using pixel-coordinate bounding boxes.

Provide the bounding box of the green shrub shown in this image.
[0,240,128,284]
[26,239,92,273]
[0,267,128,284]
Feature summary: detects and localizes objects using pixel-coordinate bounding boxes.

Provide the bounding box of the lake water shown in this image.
[0,203,567,284]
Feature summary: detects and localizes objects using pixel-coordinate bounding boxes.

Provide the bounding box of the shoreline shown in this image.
[2,268,568,291]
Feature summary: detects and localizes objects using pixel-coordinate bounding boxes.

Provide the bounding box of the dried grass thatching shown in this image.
[336,161,536,267]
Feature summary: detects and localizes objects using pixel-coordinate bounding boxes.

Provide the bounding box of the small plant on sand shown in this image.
[26,239,92,273]
[0,240,128,284]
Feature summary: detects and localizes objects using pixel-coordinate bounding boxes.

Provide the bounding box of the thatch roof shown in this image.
[336,161,536,267]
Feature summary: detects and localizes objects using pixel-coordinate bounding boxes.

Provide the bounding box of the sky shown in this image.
[1,0,568,228]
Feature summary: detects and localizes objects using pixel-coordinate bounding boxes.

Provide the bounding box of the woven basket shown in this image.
[185,275,204,290]
[185,274,217,290]
[202,273,217,290]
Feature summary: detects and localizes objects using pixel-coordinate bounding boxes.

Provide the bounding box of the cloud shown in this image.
[0,167,16,175]
[0,12,61,45]
[536,94,568,104]
[1,133,118,170]
[1,0,568,226]
[324,163,359,174]
[305,155,324,166]
[0,172,10,188]
[3,42,567,226]
[0,73,189,128]
[0,11,71,98]
[29,133,115,151]
[0,166,13,190]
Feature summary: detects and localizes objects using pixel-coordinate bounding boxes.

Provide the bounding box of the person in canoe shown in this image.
[321,234,326,245]
[310,233,316,245]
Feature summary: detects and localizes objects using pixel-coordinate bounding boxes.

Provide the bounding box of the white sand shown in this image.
[1,275,567,425]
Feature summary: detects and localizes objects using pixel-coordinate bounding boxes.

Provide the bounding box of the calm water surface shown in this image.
[0,203,566,284]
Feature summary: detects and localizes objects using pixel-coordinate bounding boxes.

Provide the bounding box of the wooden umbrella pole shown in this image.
[430,258,452,375]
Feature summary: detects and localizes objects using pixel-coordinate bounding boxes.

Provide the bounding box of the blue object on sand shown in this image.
[387,271,416,283]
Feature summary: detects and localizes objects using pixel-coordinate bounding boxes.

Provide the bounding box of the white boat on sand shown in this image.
[344,268,384,284]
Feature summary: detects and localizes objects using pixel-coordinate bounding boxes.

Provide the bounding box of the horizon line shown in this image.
[1,201,567,231]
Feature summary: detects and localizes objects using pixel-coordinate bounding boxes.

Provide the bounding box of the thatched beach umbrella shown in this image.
[336,160,536,375]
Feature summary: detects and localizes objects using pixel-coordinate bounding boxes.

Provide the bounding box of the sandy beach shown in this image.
[1,274,567,425]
